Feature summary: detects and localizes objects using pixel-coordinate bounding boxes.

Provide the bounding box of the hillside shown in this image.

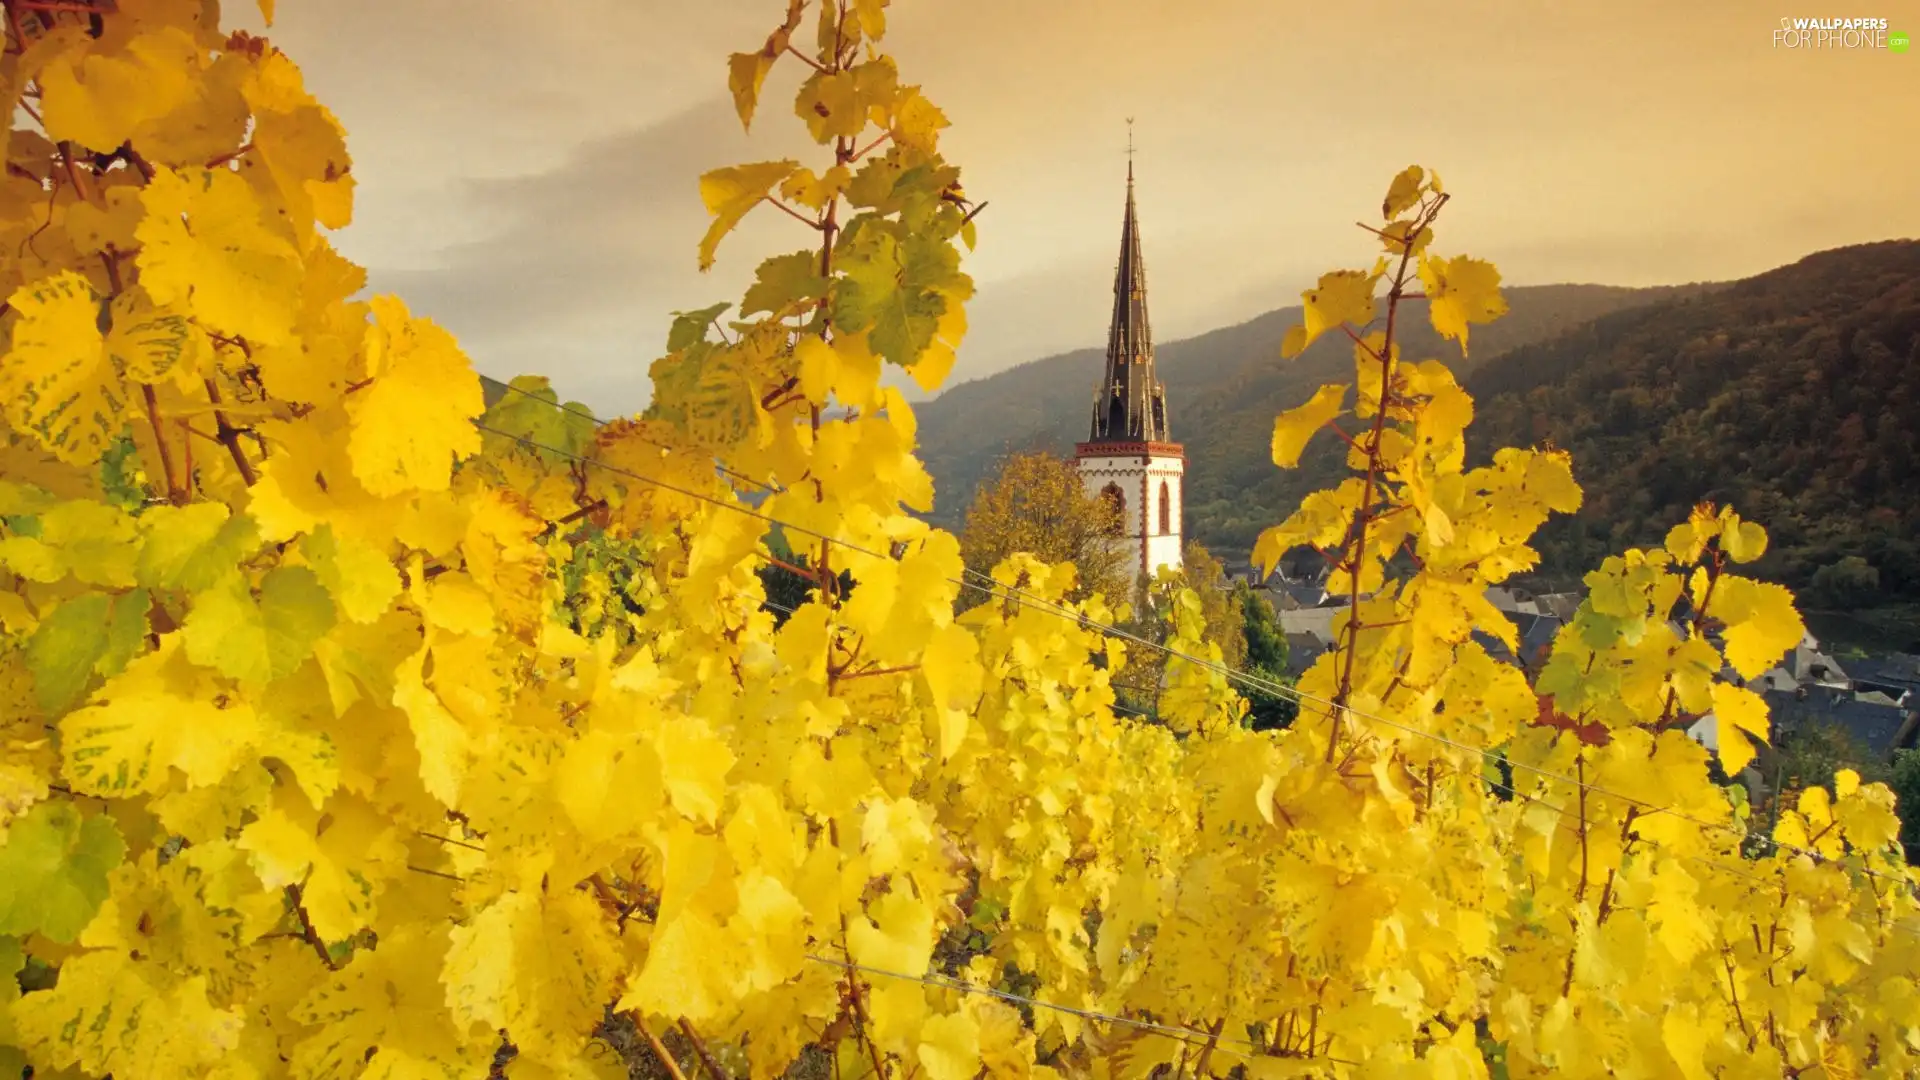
[917,281,1715,541]
[1465,240,1920,626]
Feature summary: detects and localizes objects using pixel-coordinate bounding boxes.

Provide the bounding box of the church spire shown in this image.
[1090,126,1168,443]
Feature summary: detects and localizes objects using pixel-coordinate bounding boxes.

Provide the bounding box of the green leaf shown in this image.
[0,801,125,943]
[27,593,112,715]
[741,251,828,318]
[667,302,733,353]
[26,589,150,715]
[831,227,956,369]
[182,567,337,685]
[478,373,597,464]
[137,503,258,592]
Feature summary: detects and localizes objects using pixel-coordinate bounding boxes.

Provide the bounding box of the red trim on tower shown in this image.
[1074,439,1185,462]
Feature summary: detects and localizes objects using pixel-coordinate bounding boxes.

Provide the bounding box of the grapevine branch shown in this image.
[677,1019,730,1080]
[1324,191,1449,765]
[285,885,339,971]
[637,1020,692,1080]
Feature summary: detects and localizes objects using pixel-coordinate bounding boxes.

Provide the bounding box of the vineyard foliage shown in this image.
[0,2,1917,1079]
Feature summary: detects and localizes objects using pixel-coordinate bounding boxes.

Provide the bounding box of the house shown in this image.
[1284,631,1329,678]
[1265,580,1335,611]
[1783,634,1849,688]
[1278,607,1340,642]
[1761,684,1920,760]
[1485,586,1540,616]
[1535,592,1583,620]
[1848,653,1920,701]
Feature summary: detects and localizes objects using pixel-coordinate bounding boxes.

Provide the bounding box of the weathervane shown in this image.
[1125,117,1135,179]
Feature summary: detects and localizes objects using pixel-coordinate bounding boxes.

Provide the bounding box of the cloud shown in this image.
[361,94,826,413]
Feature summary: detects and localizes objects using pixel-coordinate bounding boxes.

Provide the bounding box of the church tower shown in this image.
[1075,154,1184,580]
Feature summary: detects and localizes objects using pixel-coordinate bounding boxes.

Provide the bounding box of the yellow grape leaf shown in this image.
[300,524,401,623]
[697,159,799,271]
[918,1009,983,1080]
[106,285,213,388]
[290,924,493,1078]
[394,645,470,806]
[1380,219,1433,256]
[729,871,809,992]
[1664,519,1706,565]
[854,0,889,38]
[182,567,338,686]
[0,272,131,467]
[61,642,264,797]
[304,795,408,941]
[911,294,968,393]
[728,51,775,130]
[1271,384,1348,468]
[10,950,243,1080]
[1721,517,1768,564]
[891,86,949,153]
[795,69,863,142]
[775,164,852,212]
[1418,253,1507,356]
[235,806,317,889]
[0,498,139,587]
[618,902,744,1021]
[345,295,485,497]
[656,717,737,826]
[442,890,622,1059]
[136,167,303,347]
[1382,164,1424,219]
[38,27,199,153]
[258,0,276,23]
[1708,682,1769,776]
[847,887,937,975]
[1714,577,1804,679]
[1283,270,1376,359]
[65,182,145,255]
[135,50,251,168]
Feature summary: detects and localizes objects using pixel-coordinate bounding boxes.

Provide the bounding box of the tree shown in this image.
[1893,749,1920,860]
[1809,554,1881,608]
[958,450,1130,606]
[1111,540,1247,721]
[1237,581,1297,730]
[0,5,1914,1080]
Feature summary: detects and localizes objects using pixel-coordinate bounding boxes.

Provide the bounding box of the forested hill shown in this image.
[1466,239,1920,611]
[916,281,1715,538]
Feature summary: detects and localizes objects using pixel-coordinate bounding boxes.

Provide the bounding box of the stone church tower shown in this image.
[1075,159,1184,580]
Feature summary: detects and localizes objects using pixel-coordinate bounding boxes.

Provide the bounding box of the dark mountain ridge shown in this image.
[1465,239,1920,607]
[917,280,1718,542]
[916,240,1920,647]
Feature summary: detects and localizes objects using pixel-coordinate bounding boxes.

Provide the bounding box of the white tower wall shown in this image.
[1077,448,1185,584]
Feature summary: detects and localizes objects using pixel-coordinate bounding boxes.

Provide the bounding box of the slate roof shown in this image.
[1762,686,1920,758]
[1284,632,1329,677]
[1849,653,1920,698]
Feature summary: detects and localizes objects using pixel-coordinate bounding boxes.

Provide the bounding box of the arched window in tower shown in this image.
[1158,481,1171,535]
[1099,483,1126,537]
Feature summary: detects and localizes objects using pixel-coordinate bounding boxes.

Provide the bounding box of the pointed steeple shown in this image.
[1090,147,1169,443]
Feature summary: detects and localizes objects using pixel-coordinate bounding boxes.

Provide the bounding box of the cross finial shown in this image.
[1125,117,1135,181]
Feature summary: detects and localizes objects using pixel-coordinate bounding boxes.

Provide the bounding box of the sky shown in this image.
[233,0,1918,415]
